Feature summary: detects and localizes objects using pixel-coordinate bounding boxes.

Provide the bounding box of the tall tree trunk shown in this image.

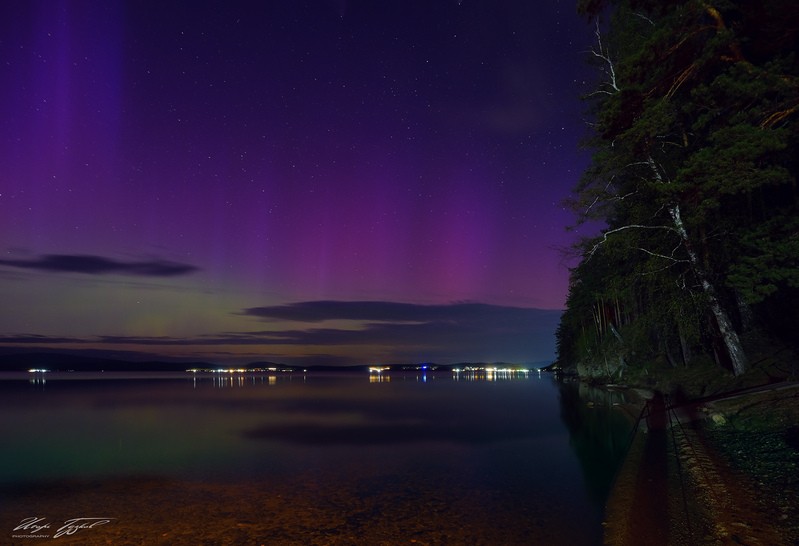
[669,204,748,375]
[648,157,748,375]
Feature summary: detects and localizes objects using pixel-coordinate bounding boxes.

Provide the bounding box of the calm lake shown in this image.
[0,370,631,545]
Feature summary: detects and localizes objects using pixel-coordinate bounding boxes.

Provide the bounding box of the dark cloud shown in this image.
[240,301,561,362]
[243,300,553,324]
[244,300,434,322]
[0,301,561,364]
[239,301,560,359]
[0,334,87,344]
[0,254,199,277]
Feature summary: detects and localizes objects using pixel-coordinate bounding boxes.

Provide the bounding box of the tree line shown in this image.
[556,0,798,381]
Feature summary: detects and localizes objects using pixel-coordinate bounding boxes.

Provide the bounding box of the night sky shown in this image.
[1,1,594,366]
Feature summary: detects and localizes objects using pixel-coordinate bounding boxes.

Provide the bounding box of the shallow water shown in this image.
[0,371,629,545]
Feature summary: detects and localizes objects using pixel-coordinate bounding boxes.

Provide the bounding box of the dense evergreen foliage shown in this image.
[556,0,799,381]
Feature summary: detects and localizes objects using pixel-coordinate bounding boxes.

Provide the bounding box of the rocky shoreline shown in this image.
[602,381,799,545]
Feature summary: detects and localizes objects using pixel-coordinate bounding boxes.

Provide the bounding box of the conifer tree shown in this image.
[559,0,798,376]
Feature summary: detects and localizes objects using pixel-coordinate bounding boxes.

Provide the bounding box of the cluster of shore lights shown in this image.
[28,369,50,373]
[368,366,532,377]
[453,367,532,381]
[451,366,530,373]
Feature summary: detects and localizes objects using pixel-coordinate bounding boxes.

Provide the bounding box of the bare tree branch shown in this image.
[634,246,690,263]
[591,19,620,93]
[585,224,679,260]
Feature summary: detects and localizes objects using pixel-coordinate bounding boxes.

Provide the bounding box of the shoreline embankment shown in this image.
[601,381,799,545]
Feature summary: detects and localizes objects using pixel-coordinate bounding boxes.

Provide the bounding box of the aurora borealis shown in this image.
[1,1,594,365]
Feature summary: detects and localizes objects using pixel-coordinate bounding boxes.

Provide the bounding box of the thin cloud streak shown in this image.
[0,254,199,277]
[0,334,87,344]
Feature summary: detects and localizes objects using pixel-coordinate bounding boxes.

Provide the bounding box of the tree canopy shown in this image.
[557,0,799,381]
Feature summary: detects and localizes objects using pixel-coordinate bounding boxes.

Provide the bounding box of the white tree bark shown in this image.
[649,157,748,375]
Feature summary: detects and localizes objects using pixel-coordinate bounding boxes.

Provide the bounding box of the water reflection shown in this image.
[208,374,276,388]
[186,372,306,388]
[558,379,635,503]
[29,376,47,387]
[0,371,614,545]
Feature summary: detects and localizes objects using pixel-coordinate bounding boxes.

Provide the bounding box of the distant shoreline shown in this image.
[0,351,543,374]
